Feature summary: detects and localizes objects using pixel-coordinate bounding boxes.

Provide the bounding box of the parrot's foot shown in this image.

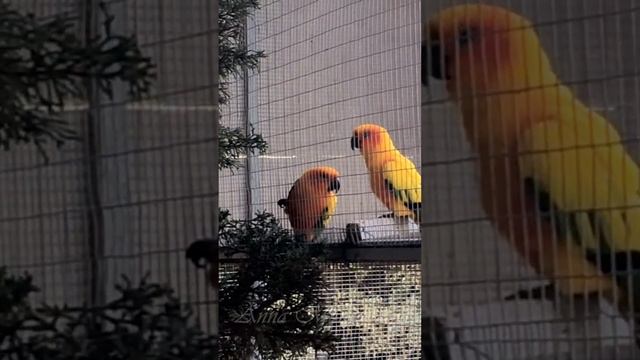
[504,284,556,302]
[306,243,326,257]
[394,215,413,225]
[378,212,396,219]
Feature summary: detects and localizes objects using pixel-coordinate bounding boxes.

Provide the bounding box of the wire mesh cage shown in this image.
[0,0,217,330]
[246,0,422,245]
[422,0,640,359]
[320,263,420,359]
[0,0,87,309]
[218,0,422,358]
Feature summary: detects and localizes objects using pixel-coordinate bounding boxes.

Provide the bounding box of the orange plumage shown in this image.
[426,4,617,298]
[278,166,340,242]
[351,124,421,222]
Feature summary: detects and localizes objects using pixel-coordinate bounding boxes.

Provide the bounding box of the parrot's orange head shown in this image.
[351,124,394,154]
[425,4,556,95]
[301,166,341,194]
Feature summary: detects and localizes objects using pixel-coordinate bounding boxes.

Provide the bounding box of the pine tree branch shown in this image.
[0,270,216,360]
[217,0,268,170]
[0,2,154,159]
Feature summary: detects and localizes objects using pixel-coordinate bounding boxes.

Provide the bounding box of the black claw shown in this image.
[504,284,556,301]
[378,213,396,219]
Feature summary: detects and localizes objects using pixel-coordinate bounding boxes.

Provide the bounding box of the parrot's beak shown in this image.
[428,41,445,81]
[277,198,287,209]
[421,44,430,87]
[350,136,359,150]
[329,178,341,193]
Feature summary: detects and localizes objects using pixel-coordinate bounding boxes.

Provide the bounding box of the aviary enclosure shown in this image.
[0,0,421,359]
[4,0,639,359]
[423,0,640,359]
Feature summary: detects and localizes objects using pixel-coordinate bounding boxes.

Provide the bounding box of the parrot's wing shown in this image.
[382,157,422,219]
[313,207,330,229]
[279,179,302,214]
[518,116,640,279]
[314,194,337,229]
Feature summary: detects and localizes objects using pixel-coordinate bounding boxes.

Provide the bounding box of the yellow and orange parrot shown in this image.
[351,124,421,223]
[277,166,340,242]
[427,3,640,343]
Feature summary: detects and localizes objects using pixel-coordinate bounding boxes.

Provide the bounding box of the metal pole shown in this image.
[209,0,221,350]
[421,3,452,359]
[420,2,432,360]
[243,17,253,220]
[81,0,106,308]
[96,0,133,300]
[245,15,260,217]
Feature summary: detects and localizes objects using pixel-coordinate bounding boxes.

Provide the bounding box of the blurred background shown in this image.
[422,0,640,359]
[1,0,219,334]
[0,0,421,359]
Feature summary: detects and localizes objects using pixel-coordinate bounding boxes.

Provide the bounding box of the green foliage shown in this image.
[218,124,267,171]
[218,210,337,359]
[218,0,264,105]
[218,0,268,171]
[0,2,154,157]
[214,3,335,357]
[0,269,216,360]
[0,268,36,325]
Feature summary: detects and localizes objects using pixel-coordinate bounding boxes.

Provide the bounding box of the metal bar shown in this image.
[243,16,252,220]
[219,244,421,263]
[245,14,260,216]
[81,0,106,308]
[420,1,432,353]
[97,0,133,301]
[208,0,221,346]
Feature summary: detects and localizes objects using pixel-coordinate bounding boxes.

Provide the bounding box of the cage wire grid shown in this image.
[218,0,422,358]
[0,0,86,310]
[246,0,422,245]
[422,0,640,359]
[0,0,219,333]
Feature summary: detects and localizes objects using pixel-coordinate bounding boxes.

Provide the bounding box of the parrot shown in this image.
[277,166,341,242]
[426,3,640,345]
[186,238,218,288]
[351,123,422,223]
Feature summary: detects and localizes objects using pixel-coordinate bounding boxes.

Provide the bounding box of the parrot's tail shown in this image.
[631,281,640,350]
[625,256,640,349]
[626,295,640,350]
[613,261,640,350]
[400,199,421,224]
[634,318,640,350]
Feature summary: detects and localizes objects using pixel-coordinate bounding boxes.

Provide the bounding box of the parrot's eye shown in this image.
[457,27,474,47]
[363,132,370,139]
